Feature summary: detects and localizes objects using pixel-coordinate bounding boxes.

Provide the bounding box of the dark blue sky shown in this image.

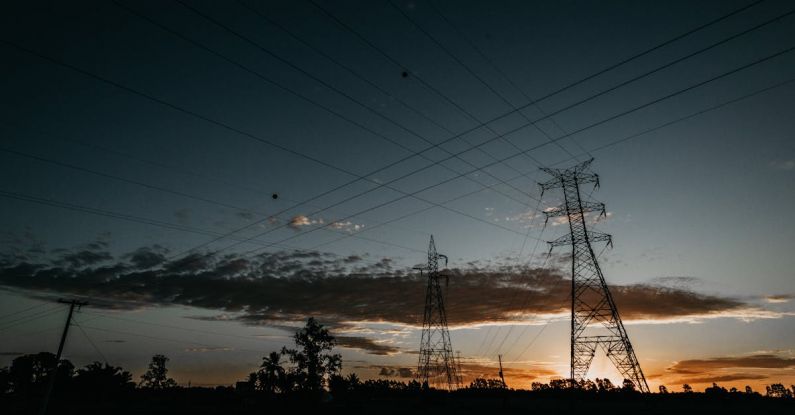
[1,0,794,389]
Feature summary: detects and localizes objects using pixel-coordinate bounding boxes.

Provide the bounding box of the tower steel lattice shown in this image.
[416,236,461,390]
[540,159,649,393]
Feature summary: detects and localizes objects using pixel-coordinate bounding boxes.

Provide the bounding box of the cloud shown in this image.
[124,245,169,269]
[658,353,795,386]
[184,347,233,353]
[288,215,323,230]
[0,244,780,334]
[55,249,112,268]
[769,160,795,170]
[677,373,768,384]
[667,354,795,374]
[536,207,613,226]
[378,366,414,378]
[765,294,793,304]
[328,221,365,233]
[335,336,401,356]
[458,363,558,385]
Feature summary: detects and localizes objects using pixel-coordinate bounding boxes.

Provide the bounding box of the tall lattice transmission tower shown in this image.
[540,159,649,393]
[416,235,461,390]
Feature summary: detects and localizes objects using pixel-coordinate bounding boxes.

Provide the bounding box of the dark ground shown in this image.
[4,388,795,415]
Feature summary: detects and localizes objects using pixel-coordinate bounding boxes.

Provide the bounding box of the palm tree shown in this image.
[258,351,286,394]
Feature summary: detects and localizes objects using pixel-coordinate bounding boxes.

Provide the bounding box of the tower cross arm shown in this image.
[547,234,573,249]
[587,231,613,247]
[539,177,564,194]
[543,202,606,219]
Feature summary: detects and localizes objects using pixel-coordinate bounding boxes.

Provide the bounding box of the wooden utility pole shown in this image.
[39,299,87,415]
[498,354,506,388]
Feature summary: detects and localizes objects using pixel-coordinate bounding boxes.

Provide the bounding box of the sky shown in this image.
[0,0,794,392]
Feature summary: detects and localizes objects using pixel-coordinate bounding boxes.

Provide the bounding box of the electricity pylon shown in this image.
[416,235,460,390]
[540,159,649,393]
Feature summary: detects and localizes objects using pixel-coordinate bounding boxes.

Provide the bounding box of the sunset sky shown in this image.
[1,0,794,392]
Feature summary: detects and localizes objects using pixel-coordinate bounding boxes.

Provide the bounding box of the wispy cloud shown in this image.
[328,221,365,233]
[657,353,795,386]
[287,214,323,230]
[335,336,401,356]
[765,294,794,304]
[769,159,795,171]
[184,347,233,353]
[667,354,795,373]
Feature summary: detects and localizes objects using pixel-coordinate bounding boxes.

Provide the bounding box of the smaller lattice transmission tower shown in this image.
[416,235,461,390]
[540,159,649,393]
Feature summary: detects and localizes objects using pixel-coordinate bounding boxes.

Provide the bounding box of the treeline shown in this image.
[1,318,794,414]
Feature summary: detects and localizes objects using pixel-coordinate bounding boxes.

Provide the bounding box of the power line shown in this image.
[0,305,65,332]
[0,302,50,322]
[308,0,561,183]
[96,0,784,263]
[80,324,266,355]
[160,0,540,208]
[475,221,549,358]
[4,1,788,268]
[0,120,427,239]
[482,75,795,361]
[424,0,591,158]
[517,7,795,128]
[73,319,109,365]
[189,0,792,256]
[312,74,795,264]
[304,0,769,187]
[386,0,585,164]
[83,311,291,345]
[483,77,795,357]
[0,189,295,248]
[0,188,422,272]
[0,145,424,255]
[0,37,551,267]
[232,0,543,198]
[0,146,264,213]
[231,43,795,261]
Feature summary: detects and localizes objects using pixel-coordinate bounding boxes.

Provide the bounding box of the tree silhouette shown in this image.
[705,383,728,395]
[682,383,693,393]
[595,378,616,392]
[281,317,341,392]
[7,352,73,395]
[766,383,792,398]
[257,351,286,393]
[621,379,636,392]
[469,378,507,390]
[139,354,177,389]
[74,362,134,396]
[659,385,668,394]
[0,367,10,394]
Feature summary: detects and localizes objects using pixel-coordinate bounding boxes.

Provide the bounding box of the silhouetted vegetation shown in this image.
[139,354,177,390]
[244,317,341,396]
[2,320,794,414]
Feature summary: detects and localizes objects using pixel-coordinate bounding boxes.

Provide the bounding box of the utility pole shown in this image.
[416,236,460,390]
[540,159,649,393]
[498,354,506,388]
[456,350,464,386]
[39,299,88,415]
